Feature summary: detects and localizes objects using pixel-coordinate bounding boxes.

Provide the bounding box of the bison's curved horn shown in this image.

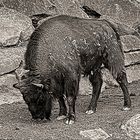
[13,83,20,89]
[31,83,44,88]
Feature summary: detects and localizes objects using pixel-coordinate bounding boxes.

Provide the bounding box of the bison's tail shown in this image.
[104,44,126,80]
[102,20,126,79]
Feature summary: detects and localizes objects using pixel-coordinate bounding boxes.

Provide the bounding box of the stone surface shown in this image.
[0,27,20,47]
[0,91,22,105]
[80,128,110,140]
[0,7,34,47]
[102,68,118,86]
[0,83,23,105]
[126,65,140,83]
[124,51,140,66]
[0,75,17,87]
[0,46,26,90]
[79,76,92,95]
[121,114,140,139]
[0,47,26,74]
[1,0,88,18]
[78,0,140,26]
[121,35,140,52]
[133,21,140,33]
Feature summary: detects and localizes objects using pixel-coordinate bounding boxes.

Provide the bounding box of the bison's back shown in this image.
[25,15,125,78]
[25,17,81,79]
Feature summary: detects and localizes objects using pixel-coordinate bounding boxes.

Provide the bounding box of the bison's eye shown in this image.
[21,75,26,80]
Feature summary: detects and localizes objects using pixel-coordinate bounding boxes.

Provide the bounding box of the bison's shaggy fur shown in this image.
[16,15,131,124]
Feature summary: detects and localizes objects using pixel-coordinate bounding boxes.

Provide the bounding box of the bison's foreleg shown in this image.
[45,94,52,120]
[86,69,103,114]
[116,71,131,111]
[57,96,67,120]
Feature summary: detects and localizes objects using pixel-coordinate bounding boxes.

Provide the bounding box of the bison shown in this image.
[14,15,131,124]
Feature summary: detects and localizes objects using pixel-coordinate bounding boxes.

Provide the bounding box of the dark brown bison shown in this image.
[14,15,131,124]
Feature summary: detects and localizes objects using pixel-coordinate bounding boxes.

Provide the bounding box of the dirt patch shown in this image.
[0,81,139,140]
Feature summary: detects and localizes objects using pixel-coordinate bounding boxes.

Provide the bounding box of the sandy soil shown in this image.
[0,80,139,140]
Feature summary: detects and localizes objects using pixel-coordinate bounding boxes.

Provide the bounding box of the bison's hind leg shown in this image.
[116,71,131,111]
[86,69,103,114]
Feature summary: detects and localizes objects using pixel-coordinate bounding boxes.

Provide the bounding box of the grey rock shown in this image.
[80,128,110,140]
[78,0,140,26]
[126,65,140,83]
[0,47,26,74]
[1,0,88,18]
[0,7,34,47]
[0,82,23,105]
[121,35,140,52]
[121,114,140,139]
[124,51,140,66]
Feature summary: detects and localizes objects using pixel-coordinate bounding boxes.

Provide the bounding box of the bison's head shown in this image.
[13,74,52,120]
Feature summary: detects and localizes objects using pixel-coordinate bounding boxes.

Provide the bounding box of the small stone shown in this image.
[80,128,110,140]
[15,127,20,130]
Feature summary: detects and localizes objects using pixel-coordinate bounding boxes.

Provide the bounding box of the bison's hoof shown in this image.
[65,115,75,125]
[56,115,67,121]
[65,119,75,125]
[86,110,95,114]
[122,107,131,111]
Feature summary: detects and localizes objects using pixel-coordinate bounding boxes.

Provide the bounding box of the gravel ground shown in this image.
[0,80,139,140]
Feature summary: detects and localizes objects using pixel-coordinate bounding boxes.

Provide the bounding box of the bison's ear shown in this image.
[31,83,44,89]
[13,83,20,89]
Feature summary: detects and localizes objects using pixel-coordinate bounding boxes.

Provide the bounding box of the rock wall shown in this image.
[77,0,140,26]
[0,7,34,47]
[0,0,140,95]
[122,35,140,83]
[1,0,88,18]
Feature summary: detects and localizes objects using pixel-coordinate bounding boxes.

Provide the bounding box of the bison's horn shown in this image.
[32,83,44,88]
[13,83,20,89]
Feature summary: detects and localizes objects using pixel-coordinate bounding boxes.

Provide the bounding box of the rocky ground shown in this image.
[0,79,139,140]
